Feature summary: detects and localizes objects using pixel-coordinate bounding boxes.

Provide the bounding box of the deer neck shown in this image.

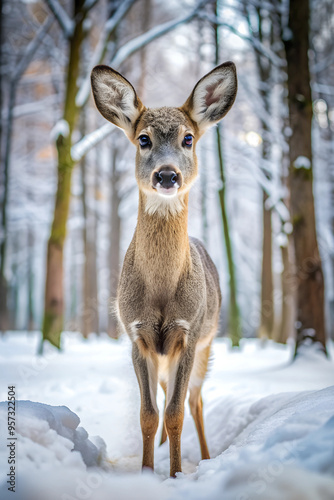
[134,191,191,296]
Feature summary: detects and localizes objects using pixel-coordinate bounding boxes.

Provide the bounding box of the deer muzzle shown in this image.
[152,166,182,196]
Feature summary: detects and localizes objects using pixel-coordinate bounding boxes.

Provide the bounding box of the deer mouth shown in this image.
[155,183,179,197]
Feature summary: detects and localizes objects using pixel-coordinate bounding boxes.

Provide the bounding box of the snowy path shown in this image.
[0,333,334,499]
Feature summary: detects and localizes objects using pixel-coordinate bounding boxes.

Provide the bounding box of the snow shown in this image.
[276,231,288,248]
[0,333,333,499]
[50,119,70,141]
[294,156,311,169]
[283,221,293,234]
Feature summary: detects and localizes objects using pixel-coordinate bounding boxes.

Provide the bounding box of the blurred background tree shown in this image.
[0,0,333,355]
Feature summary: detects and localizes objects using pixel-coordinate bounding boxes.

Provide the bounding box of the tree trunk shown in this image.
[136,0,151,99]
[108,147,121,338]
[42,0,86,349]
[284,0,327,355]
[259,124,273,342]
[200,144,209,246]
[0,0,2,164]
[80,114,99,338]
[27,227,35,331]
[275,238,295,344]
[259,189,274,340]
[1,16,52,334]
[251,8,274,342]
[216,127,241,346]
[0,0,5,334]
[214,0,241,346]
[197,20,208,247]
[0,81,16,333]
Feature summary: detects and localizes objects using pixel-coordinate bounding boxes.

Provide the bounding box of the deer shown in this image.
[90,61,237,477]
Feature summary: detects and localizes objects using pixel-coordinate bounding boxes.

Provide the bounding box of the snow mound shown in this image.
[293,155,311,169]
[0,400,106,469]
[1,388,334,499]
[0,400,107,500]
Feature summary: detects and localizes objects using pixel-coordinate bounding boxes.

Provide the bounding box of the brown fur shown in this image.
[91,61,237,477]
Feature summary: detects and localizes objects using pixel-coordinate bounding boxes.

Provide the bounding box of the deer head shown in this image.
[91,62,237,215]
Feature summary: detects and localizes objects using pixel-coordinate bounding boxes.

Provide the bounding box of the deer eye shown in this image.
[139,135,151,148]
[183,134,193,147]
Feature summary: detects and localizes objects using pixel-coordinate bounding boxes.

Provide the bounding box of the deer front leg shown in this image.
[165,348,196,477]
[132,343,159,471]
[159,380,168,445]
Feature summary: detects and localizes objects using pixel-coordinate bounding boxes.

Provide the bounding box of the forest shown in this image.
[0,0,333,352]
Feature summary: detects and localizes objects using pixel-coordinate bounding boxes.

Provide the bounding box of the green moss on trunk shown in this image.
[217,127,242,347]
[42,0,86,349]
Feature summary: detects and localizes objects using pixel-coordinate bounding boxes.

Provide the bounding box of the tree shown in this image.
[80,109,99,337]
[108,144,121,338]
[253,8,274,341]
[42,0,90,349]
[240,3,275,341]
[214,0,241,346]
[310,0,334,341]
[0,14,53,332]
[273,0,295,345]
[284,0,327,354]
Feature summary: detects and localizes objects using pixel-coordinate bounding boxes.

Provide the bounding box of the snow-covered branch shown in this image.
[75,0,137,107]
[248,159,289,222]
[71,123,116,162]
[44,0,74,38]
[111,6,202,69]
[238,75,284,149]
[10,96,58,118]
[199,12,286,68]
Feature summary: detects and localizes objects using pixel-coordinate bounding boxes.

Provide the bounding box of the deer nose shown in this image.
[155,170,178,189]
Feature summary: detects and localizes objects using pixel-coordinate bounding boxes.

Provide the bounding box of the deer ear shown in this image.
[91,65,145,139]
[182,62,237,134]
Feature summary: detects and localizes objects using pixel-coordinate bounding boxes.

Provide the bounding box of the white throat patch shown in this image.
[144,191,185,217]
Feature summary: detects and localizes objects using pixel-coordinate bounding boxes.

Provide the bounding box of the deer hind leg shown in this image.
[188,343,211,460]
[132,343,159,471]
[159,380,167,445]
[165,347,196,477]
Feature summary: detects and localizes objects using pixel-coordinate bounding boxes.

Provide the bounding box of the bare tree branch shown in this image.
[76,0,207,106]
[82,0,99,13]
[44,0,74,38]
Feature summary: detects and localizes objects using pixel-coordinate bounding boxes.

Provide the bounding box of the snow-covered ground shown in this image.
[0,332,334,500]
